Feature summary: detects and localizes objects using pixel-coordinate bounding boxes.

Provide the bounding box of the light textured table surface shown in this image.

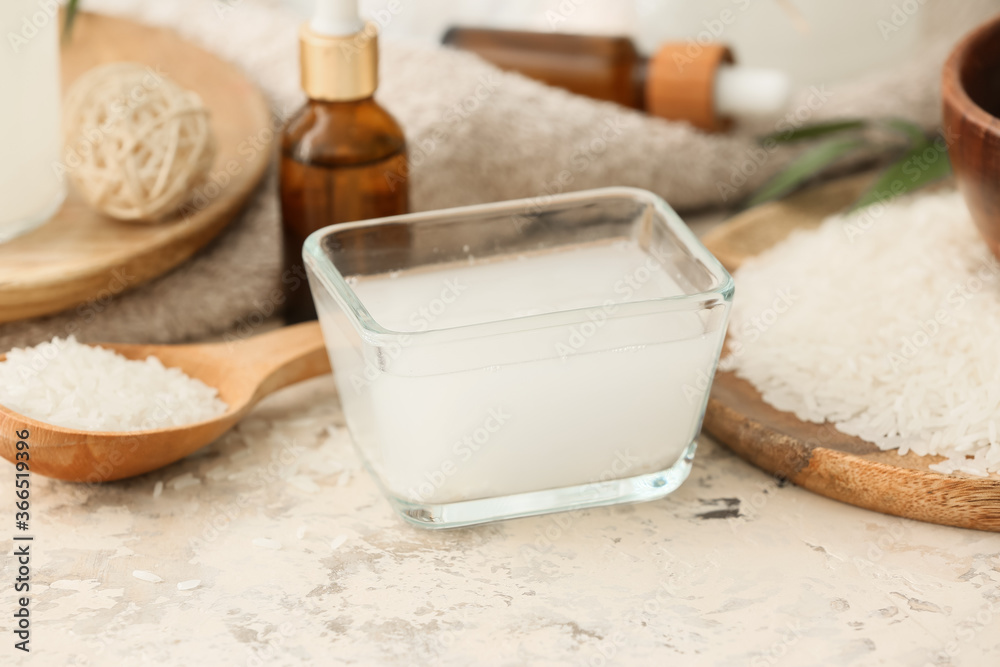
[3,374,999,666]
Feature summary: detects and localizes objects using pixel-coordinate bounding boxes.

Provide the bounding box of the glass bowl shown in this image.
[304,187,733,528]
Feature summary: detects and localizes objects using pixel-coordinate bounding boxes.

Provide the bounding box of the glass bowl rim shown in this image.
[303,186,734,344]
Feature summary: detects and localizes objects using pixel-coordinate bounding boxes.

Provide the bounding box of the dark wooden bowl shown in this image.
[943,13,1000,260]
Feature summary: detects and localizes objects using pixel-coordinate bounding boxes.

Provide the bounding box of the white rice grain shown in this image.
[132,570,162,583]
[726,191,1000,476]
[0,337,227,431]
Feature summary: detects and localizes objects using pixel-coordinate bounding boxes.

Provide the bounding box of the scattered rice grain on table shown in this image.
[724,191,1000,476]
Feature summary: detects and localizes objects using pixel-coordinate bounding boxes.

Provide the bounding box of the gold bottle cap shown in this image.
[300,20,378,102]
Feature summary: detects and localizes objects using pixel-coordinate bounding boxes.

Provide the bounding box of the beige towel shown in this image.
[1,0,995,350]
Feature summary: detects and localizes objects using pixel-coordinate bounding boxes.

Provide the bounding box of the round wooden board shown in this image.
[701,174,1000,532]
[0,12,273,324]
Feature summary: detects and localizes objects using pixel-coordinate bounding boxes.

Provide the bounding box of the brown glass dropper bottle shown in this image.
[443,27,789,132]
[281,0,409,324]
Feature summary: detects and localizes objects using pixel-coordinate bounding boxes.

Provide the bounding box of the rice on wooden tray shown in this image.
[724,191,1000,476]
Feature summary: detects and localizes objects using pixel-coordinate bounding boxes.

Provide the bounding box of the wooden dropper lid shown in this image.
[645,44,734,132]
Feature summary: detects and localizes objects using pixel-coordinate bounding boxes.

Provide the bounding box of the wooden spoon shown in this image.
[0,321,330,482]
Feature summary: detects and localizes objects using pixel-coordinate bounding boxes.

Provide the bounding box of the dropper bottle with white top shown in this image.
[442,28,790,132]
[281,0,409,324]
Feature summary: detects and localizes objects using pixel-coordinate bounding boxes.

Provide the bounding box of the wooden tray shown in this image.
[0,12,272,324]
[701,174,1000,532]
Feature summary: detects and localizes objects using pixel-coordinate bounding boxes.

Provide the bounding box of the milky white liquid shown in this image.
[322,241,724,505]
[1,0,65,241]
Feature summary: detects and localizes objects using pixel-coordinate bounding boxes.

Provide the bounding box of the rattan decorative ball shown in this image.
[62,62,216,222]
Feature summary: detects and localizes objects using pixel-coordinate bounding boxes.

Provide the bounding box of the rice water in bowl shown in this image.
[304,188,733,528]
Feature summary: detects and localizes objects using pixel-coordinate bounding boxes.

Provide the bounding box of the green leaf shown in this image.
[745,137,867,209]
[760,119,867,145]
[63,0,79,41]
[874,117,927,146]
[850,136,951,211]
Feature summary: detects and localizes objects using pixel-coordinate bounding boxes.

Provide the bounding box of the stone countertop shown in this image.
[2,375,998,666]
